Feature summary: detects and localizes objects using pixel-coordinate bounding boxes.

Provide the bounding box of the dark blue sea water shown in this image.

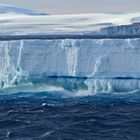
[0,89,140,140]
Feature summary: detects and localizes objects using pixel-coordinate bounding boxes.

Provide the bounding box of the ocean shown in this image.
[0,87,140,140]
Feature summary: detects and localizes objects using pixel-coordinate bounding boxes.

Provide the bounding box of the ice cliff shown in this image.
[0,38,140,92]
[101,23,140,36]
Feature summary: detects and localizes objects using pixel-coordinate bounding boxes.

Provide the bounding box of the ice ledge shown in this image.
[0,34,140,41]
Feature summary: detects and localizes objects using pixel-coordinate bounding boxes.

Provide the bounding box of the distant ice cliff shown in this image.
[101,23,140,36]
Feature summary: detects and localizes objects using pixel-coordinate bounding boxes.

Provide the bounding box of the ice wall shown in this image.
[0,41,30,88]
[0,38,140,91]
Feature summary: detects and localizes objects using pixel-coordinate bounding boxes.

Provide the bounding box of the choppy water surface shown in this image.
[0,88,140,140]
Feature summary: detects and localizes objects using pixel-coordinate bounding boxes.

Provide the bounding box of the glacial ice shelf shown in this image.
[0,8,140,93]
[0,38,140,92]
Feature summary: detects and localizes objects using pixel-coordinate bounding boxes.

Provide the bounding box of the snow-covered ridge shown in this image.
[0,10,140,35]
[0,4,47,15]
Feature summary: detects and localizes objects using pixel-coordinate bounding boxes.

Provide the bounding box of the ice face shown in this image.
[0,38,140,92]
[19,38,140,79]
[0,41,30,88]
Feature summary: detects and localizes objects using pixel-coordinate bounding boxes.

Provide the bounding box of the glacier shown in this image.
[0,6,140,93]
[0,38,140,92]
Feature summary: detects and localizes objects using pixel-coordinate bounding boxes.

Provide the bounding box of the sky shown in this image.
[0,0,140,14]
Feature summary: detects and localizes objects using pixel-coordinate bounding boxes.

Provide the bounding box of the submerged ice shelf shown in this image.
[0,38,140,92]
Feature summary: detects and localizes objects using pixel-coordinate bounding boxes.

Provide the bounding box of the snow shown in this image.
[0,10,140,35]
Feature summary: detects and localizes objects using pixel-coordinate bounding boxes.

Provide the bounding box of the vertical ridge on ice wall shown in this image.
[61,39,78,76]
[85,79,140,93]
[0,41,30,88]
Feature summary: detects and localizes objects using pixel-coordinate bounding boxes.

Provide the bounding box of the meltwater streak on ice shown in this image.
[0,41,30,89]
[61,39,78,76]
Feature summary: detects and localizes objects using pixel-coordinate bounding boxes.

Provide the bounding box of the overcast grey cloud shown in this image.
[0,0,140,14]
